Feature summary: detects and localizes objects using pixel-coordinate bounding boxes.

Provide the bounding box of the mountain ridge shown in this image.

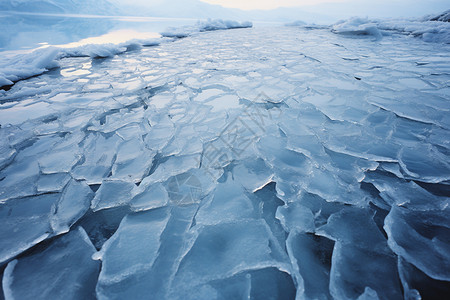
[0,0,120,16]
[0,0,330,23]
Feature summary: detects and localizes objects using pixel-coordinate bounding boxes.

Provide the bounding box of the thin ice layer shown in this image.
[384,206,450,281]
[317,207,403,299]
[95,206,197,299]
[0,193,58,264]
[2,227,100,300]
[94,208,171,290]
[50,179,93,234]
[171,219,291,293]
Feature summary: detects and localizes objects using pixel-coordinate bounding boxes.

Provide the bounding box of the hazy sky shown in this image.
[200,0,449,17]
[201,0,349,10]
[113,0,449,19]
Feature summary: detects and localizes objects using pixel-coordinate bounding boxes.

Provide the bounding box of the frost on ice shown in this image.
[1,14,450,300]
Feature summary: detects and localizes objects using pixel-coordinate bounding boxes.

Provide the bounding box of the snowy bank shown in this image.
[285,11,450,44]
[331,14,450,43]
[0,19,252,89]
[161,19,253,38]
[0,39,164,89]
[331,17,384,39]
[427,9,450,22]
[60,38,164,58]
[0,48,60,87]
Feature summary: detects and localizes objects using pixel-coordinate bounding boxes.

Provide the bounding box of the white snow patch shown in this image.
[332,17,383,39]
[331,15,450,43]
[161,18,252,38]
[0,47,60,87]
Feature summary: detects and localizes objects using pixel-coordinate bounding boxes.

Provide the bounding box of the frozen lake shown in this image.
[0,12,198,51]
[0,22,449,299]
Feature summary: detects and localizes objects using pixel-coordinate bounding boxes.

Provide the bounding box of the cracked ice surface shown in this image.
[0,26,450,299]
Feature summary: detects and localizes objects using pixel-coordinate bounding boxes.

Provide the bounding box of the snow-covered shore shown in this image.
[287,11,450,43]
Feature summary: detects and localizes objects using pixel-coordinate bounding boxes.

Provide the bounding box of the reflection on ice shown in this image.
[0,13,196,52]
[57,30,161,49]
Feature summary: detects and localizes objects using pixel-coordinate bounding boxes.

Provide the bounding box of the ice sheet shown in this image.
[1,19,449,299]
